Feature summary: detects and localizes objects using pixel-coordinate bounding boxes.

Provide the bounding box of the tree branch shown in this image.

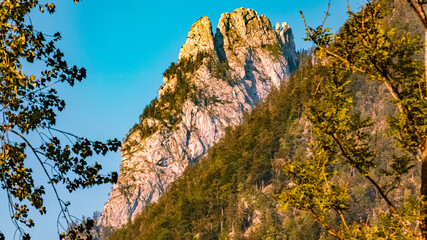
[308,208,344,239]
[337,209,349,231]
[347,0,352,18]
[3,126,71,227]
[302,8,425,148]
[321,0,331,29]
[329,133,418,238]
[407,0,427,28]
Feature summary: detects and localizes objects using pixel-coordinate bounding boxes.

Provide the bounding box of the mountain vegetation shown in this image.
[107,0,427,239]
[109,47,414,240]
[281,0,427,238]
[110,50,318,240]
[127,52,218,141]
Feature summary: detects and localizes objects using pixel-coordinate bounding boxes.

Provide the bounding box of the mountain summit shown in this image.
[100,8,297,229]
[178,16,215,61]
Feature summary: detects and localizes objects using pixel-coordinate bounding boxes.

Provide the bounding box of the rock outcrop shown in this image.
[178,16,215,61]
[100,8,297,230]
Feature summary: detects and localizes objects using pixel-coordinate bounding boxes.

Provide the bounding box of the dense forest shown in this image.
[109,56,409,240]
[107,0,425,239]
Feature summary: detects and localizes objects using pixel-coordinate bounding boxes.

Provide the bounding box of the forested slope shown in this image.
[110,52,403,239]
[108,1,423,239]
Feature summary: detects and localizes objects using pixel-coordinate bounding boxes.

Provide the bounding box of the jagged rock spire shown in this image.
[276,21,297,72]
[214,8,279,58]
[178,16,215,61]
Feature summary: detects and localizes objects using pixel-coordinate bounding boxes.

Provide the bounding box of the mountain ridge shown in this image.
[99,7,297,231]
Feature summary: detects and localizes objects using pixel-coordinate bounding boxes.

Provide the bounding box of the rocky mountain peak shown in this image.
[215,8,278,58]
[99,8,297,231]
[276,21,297,72]
[276,21,290,32]
[178,16,215,61]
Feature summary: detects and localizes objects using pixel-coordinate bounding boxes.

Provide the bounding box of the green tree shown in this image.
[0,0,120,239]
[280,0,427,239]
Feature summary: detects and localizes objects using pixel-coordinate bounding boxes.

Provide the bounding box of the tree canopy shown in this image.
[0,0,120,239]
[280,0,427,239]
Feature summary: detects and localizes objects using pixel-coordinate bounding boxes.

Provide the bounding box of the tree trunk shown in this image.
[425,30,427,92]
[421,28,427,240]
[422,153,427,239]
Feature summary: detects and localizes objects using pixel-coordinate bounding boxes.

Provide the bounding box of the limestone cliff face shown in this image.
[178,16,215,61]
[100,8,297,229]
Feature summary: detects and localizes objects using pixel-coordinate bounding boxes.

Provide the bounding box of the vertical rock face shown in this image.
[100,8,297,230]
[276,22,297,72]
[178,16,215,61]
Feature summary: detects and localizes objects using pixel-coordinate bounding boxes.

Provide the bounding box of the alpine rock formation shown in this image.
[100,8,297,229]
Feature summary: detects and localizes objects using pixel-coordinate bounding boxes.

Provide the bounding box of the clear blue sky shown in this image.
[0,0,362,239]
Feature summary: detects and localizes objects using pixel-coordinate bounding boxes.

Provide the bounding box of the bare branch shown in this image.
[407,0,427,28]
[416,0,427,26]
[308,209,344,239]
[300,11,311,39]
[330,133,419,238]
[347,0,351,18]
[321,0,331,29]
[47,127,82,140]
[337,209,349,231]
[312,76,324,96]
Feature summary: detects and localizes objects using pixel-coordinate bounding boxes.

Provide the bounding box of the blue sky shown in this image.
[0,0,362,239]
